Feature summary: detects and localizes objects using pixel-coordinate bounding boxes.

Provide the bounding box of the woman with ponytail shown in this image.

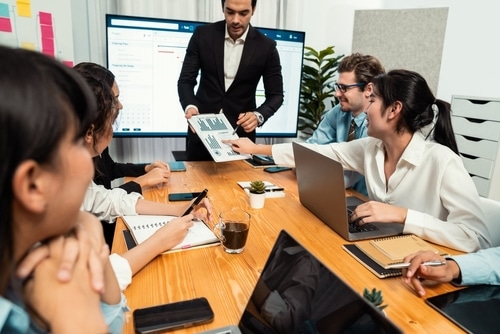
[225,69,490,252]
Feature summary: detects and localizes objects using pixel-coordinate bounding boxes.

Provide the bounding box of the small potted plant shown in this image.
[363,288,388,313]
[249,180,266,209]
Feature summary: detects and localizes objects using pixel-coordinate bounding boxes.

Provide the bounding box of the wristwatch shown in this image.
[253,111,264,126]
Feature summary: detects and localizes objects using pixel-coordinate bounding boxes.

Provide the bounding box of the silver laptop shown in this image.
[202,230,402,334]
[292,142,404,241]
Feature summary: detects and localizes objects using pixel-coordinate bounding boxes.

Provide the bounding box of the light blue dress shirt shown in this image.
[452,247,500,285]
[1,282,127,333]
[306,104,368,196]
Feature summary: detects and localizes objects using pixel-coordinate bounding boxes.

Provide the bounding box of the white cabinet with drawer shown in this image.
[452,95,500,200]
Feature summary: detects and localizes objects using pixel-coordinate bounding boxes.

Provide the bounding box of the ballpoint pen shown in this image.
[181,189,208,216]
[266,188,284,192]
[232,112,247,135]
[232,125,240,136]
[386,260,447,269]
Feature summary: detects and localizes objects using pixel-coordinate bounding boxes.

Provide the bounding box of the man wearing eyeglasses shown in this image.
[306,53,384,196]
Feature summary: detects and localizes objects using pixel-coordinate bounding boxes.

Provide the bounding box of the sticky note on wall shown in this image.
[16,0,31,17]
[39,11,54,57]
[0,3,12,32]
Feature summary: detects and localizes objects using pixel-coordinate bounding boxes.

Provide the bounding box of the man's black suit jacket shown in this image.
[178,20,284,160]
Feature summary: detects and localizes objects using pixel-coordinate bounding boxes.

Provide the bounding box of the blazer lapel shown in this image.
[213,21,226,91]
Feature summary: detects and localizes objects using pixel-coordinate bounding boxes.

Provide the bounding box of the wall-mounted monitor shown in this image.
[105,14,305,137]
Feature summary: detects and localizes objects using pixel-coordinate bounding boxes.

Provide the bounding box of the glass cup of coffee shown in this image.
[213,208,251,254]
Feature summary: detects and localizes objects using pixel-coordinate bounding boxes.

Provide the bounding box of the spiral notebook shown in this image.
[342,244,402,278]
[343,234,449,277]
[121,215,219,252]
[370,234,444,261]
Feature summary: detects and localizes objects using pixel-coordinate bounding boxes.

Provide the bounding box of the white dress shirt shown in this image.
[224,24,248,91]
[272,132,491,252]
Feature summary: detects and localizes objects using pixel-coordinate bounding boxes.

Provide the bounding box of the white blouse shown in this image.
[272,133,491,252]
[82,181,142,223]
[82,181,143,290]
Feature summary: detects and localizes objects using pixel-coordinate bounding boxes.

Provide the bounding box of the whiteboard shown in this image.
[0,0,74,64]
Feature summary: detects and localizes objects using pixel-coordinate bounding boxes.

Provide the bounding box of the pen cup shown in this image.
[213,209,251,254]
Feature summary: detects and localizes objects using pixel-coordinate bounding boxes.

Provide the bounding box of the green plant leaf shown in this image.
[299,45,344,136]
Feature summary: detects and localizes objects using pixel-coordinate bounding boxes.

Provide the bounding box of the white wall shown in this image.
[295,0,383,58]
[436,0,500,101]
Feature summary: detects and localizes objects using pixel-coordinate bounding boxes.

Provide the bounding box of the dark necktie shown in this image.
[347,119,356,142]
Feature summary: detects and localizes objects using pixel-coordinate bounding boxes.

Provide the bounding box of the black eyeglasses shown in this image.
[334,82,366,93]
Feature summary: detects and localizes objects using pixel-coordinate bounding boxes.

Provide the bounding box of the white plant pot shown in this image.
[249,192,266,209]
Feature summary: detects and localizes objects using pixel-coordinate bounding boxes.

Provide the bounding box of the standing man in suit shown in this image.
[178,0,284,161]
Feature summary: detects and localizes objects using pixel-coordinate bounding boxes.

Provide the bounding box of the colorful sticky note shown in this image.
[62,60,74,67]
[39,11,52,25]
[40,24,53,39]
[0,3,10,18]
[20,41,35,50]
[16,1,31,18]
[0,16,12,32]
[41,37,55,56]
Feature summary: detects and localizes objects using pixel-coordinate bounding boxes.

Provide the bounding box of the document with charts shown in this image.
[187,113,252,162]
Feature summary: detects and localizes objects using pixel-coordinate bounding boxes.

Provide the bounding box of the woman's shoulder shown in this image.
[425,140,460,158]
[423,141,465,171]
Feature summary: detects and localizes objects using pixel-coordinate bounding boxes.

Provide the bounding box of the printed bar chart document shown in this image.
[187,114,252,162]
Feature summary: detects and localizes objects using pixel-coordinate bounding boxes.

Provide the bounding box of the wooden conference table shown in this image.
[112,160,464,333]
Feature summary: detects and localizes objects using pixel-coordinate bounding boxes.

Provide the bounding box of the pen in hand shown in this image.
[232,125,240,136]
[181,188,208,216]
[386,260,446,269]
[232,112,247,135]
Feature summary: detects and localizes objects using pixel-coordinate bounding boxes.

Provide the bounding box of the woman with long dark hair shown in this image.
[224,69,490,253]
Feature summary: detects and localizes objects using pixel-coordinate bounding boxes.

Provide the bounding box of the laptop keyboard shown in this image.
[347,207,379,233]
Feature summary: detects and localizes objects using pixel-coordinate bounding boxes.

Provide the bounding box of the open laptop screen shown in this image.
[238,230,403,333]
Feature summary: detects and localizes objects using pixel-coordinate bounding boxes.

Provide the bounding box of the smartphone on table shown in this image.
[133,297,214,334]
[264,166,293,173]
[168,192,202,201]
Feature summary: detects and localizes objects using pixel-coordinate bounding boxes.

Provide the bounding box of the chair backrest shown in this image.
[479,197,500,247]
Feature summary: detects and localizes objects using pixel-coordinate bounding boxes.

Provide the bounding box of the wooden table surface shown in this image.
[112,160,464,333]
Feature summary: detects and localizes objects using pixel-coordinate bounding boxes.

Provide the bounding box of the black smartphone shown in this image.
[133,297,214,334]
[264,166,293,173]
[168,192,201,202]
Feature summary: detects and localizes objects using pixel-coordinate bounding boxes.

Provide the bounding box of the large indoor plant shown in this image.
[298,46,344,139]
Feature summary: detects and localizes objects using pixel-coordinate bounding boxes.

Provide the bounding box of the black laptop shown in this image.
[426,285,500,333]
[202,230,403,333]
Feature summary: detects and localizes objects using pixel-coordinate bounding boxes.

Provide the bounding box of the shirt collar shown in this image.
[351,112,367,127]
[225,24,249,43]
[375,131,427,167]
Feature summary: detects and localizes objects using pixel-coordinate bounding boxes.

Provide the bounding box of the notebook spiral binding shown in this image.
[132,221,167,230]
